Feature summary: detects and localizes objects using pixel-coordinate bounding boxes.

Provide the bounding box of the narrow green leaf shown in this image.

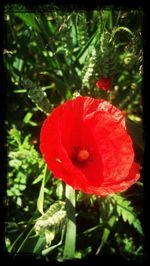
[13,89,26,93]
[37,166,47,215]
[47,20,55,33]
[76,29,99,64]
[63,185,76,260]
[33,236,46,254]
[10,210,39,253]
[136,181,143,187]
[42,240,61,256]
[96,215,116,255]
[29,121,38,126]
[70,17,78,46]
[103,9,113,30]
[32,174,44,185]
[83,225,101,235]
[23,112,33,124]
[16,227,34,253]
[15,12,40,32]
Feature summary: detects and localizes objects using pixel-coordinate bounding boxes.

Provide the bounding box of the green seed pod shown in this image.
[34,201,67,246]
[22,78,51,115]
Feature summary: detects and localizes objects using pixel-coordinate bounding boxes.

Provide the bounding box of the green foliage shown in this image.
[4,5,144,263]
[95,215,116,255]
[112,194,143,235]
[7,126,44,205]
[115,233,143,261]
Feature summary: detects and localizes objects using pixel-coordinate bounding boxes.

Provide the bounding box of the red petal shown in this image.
[96,78,111,91]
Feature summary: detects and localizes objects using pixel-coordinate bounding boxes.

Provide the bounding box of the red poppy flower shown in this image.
[96,78,111,91]
[40,96,140,196]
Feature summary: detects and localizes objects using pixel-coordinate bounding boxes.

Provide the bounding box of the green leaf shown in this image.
[63,185,76,260]
[83,225,101,235]
[37,166,47,215]
[32,174,44,185]
[136,181,143,187]
[33,236,46,254]
[13,89,26,93]
[102,9,113,30]
[14,12,40,32]
[29,121,38,126]
[47,20,55,33]
[70,17,78,46]
[112,194,143,236]
[23,112,33,124]
[56,181,64,199]
[96,215,116,255]
[16,227,35,253]
[13,57,24,72]
[76,29,99,64]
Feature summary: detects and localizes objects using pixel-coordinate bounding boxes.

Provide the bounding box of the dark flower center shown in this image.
[71,147,90,166]
[77,149,90,162]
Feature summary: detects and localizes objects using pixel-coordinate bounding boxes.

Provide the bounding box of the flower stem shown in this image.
[63,184,76,260]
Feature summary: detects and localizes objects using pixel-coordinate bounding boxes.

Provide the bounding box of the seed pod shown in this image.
[34,201,67,245]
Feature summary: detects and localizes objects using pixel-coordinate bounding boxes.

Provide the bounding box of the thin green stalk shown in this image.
[16,227,34,254]
[96,215,116,255]
[10,209,38,252]
[63,185,76,260]
[10,167,51,253]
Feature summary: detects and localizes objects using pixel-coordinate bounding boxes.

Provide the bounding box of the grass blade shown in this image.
[37,166,47,215]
